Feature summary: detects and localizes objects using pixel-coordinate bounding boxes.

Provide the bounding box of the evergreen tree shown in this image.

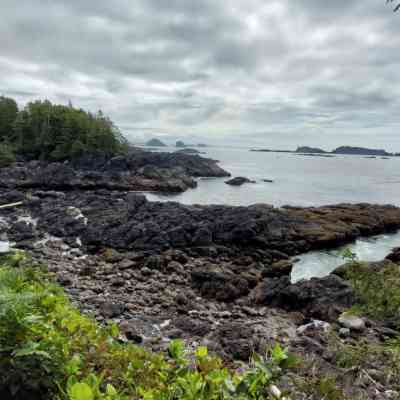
[0,97,18,141]
[4,98,128,161]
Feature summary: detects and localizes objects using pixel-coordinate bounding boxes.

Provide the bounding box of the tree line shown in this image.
[0,96,128,166]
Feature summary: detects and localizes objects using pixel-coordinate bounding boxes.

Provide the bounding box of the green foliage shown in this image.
[295,374,348,400]
[0,251,295,400]
[0,96,128,163]
[340,248,358,263]
[341,261,400,327]
[0,96,18,140]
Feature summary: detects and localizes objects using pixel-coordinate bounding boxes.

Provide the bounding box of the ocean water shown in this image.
[291,231,400,282]
[147,147,400,207]
[146,146,400,279]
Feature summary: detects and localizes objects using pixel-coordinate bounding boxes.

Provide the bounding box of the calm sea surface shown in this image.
[147,147,400,207]
[146,146,400,280]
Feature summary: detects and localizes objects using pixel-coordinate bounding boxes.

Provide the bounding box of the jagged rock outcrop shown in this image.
[2,189,400,265]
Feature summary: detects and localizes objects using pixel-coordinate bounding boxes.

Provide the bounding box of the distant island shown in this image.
[296,146,327,154]
[251,145,397,157]
[332,146,390,156]
[176,140,186,148]
[146,138,167,147]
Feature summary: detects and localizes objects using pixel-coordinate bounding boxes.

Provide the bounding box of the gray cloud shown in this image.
[1,0,400,149]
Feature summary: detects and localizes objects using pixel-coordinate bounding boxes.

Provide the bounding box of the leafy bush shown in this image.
[0,252,295,400]
[0,96,18,140]
[339,260,400,327]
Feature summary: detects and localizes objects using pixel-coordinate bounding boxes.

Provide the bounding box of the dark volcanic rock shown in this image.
[257,275,355,321]
[225,177,256,186]
[191,268,250,301]
[262,260,293,278]
[7,189,400,262]
[0,149,230,194]
[386,247,400,263]
[172,316,211,337]
[100,301,125,318]
[210,322,260,360]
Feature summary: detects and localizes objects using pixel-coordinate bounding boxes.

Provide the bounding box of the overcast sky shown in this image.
[1,0,400,150]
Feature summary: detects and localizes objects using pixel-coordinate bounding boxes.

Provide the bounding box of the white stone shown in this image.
[338,313,365,331]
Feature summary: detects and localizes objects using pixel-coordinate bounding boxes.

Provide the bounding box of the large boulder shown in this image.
[386,247,400,263]
[256,275,355,321]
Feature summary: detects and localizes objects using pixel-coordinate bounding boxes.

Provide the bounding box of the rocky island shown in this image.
[295,146,327,154]
[252,145,396,157]
[332,146,391,156]
[145,138,167,147]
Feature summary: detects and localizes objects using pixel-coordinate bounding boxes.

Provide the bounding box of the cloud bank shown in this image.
[1,0,400,149]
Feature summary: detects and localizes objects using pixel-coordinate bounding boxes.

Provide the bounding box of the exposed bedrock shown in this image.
[2,190,400,259]
[0,149,230,194]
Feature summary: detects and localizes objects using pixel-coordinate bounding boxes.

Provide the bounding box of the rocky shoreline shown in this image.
[1,153,400,398]
[0,147,230,194]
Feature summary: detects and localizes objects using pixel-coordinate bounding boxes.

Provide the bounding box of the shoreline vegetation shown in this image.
[0,252,296,400]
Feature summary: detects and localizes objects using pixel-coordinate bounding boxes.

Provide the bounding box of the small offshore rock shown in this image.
[225,177,256,186]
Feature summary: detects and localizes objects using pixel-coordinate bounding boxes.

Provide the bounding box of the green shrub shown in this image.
[340,261,400,327]
[0,252,296,400]
[295,375,349,400]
